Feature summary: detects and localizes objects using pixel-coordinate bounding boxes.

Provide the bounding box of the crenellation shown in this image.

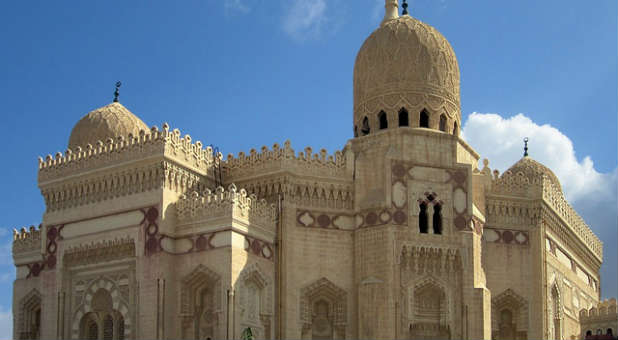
[224,141,348,180]
[38,123,219,183]
[176,184,276,229]
[12,225,42,254]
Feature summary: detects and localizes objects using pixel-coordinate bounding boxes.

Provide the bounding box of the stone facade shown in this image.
[11,1,611,339]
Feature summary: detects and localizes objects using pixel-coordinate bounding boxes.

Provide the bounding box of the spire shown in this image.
[113,81,122,103]
[401,0,409,15]
[383,0,399,23]
[523,137,529,157]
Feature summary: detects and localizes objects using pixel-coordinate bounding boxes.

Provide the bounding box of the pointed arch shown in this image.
[300,277,348,339]
[378,111,388,130]
[419,109,429,128]
[236,263,273,339]
[439,114,447,132]
[18,289,42,340]
[408,277,451,340]
[453,121,458,136]
[419,202,428,233]
[361,116,370,135]
[72,277,130,340]
[491,288,528,340]
[399,108,409,127]
[432,204,442,234]
[180,264,222,340]
[550,282,563,340]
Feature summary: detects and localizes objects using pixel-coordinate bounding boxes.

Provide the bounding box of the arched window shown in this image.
[103,315,113,340]
[419,202,428,233]
[439,114,447,132]
[116,313,125,340]
[433,204,442,234]
[586,330,592,337]
[398,108,409,127]
[420,109,429,128]
[354,126,358,138]
[361,117,370,135]
[607,328,613,336]
[453,121,458,136]
[378,111,388,129]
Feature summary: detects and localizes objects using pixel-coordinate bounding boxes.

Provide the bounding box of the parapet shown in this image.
[177,184,277,230]
[489,167,602,261]
[224,140,348,180]
[580,299,618,320]
[38,123,220,183]
[13,225,42,254]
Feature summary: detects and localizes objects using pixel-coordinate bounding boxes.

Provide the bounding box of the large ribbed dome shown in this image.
[68,102,149,149]
[503,156,563,193]
[353,14,460,134]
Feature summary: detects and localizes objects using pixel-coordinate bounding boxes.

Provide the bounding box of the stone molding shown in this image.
[224,141,348,181]
[63,237,135,267]
[40,160,209,212]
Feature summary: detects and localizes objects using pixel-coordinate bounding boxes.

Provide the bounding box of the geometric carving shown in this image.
[17,289,41,340]
[299,277,347,339]
[179,265,222,339]
[63,237,135,267]
[491,289,528,340]
[71,276,130,340]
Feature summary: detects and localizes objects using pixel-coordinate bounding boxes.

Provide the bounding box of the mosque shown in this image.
[11,0,616,339]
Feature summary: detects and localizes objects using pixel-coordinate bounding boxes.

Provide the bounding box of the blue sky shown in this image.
[0,0,616,336]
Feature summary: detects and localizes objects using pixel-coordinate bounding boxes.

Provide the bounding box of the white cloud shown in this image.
[463,112,617,298]
[462,113,615,203]
[0,306,12,340]
[282,0,342,41]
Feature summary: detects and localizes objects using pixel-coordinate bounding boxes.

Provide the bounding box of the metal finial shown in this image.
[402,0,409,15]
[113,81,122,102]
[523,137,529,157]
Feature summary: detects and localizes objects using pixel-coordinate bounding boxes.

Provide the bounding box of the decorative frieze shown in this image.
[63,237,135,267]
[483,227,529,246]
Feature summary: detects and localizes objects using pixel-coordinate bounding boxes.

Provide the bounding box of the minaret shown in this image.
[382,0,399,23]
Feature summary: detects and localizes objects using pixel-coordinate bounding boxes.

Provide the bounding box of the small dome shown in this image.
[68,102,149,149]
[503,156,563,192]
[353,15,460,133]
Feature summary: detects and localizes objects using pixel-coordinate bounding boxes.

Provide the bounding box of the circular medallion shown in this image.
[317,214,331,228]
[454,215,467,230]
[392,164,407,178]
[393,210,407,224]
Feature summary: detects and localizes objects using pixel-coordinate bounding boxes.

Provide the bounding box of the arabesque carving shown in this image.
[63,237,135,267]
